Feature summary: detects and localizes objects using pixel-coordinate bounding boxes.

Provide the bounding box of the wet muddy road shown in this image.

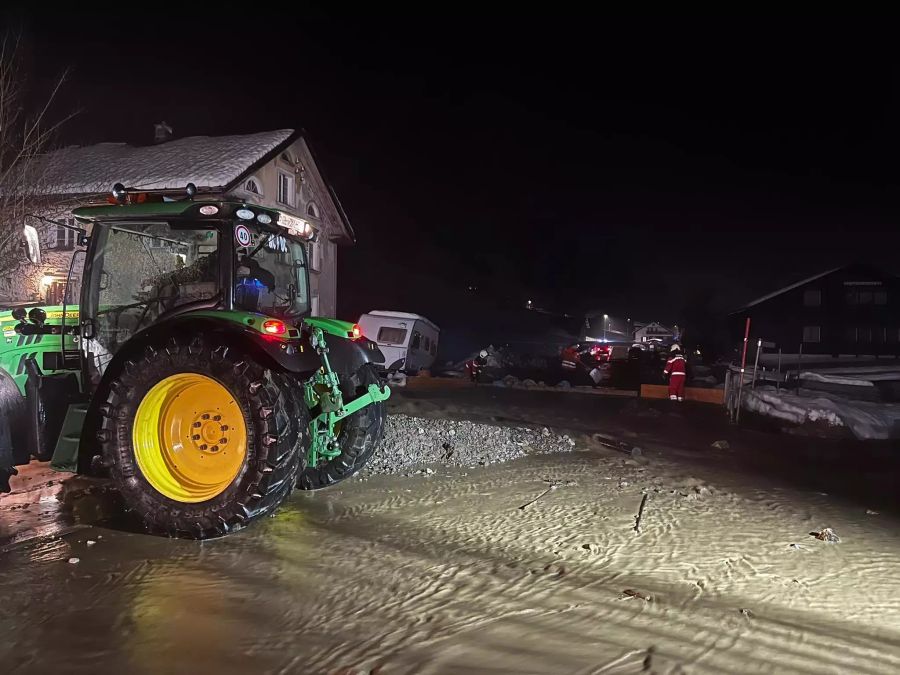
[4,442,900,673]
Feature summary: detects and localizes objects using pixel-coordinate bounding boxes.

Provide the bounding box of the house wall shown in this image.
[0,210,84,307]
[228,137,342,318]
[731,265,900,356]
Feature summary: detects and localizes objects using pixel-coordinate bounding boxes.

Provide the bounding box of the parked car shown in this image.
[357,311,440,374]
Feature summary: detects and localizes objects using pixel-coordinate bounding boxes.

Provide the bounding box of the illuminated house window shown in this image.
[306,201,320,219]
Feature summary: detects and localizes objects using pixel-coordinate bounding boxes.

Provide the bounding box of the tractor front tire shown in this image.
[97,336,306,538]
[298,364,386,490]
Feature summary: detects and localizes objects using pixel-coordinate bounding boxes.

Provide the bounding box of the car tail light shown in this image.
[351,324,362,340]
[262,319,286,335]
[590,344,609,356]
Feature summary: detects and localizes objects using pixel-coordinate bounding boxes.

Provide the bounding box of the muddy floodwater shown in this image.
[2,448,900,674]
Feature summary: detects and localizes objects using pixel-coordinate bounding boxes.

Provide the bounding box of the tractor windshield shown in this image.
[233,224,309,318]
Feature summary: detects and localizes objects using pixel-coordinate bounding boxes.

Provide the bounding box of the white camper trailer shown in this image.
[358,311,440,373]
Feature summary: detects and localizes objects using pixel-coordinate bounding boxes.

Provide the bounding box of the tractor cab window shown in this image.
[89,223,219,375]
[234,226,309,318]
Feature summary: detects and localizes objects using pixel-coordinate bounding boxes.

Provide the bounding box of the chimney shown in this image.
[154,121,174,144]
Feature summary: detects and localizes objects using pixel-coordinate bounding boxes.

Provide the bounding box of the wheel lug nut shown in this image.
[193,422,202,428]
[213,415,221,421]
[192,434,201,441]
[210,445,219,452]
[202,414,210,420]
[199,444,208,450]
[221,425,228,431]
[219,438,228,444]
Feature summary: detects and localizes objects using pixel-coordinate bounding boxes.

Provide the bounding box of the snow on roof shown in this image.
[35,129,295,195]
[735,266,843,312]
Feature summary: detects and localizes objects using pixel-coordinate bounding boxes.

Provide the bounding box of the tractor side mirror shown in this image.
[11,307,27,322]
[22,224,42,265]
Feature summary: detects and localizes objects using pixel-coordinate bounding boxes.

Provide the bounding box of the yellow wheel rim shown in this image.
[132,373,248,503]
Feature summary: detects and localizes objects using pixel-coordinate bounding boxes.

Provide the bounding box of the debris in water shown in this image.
[518,479,573,510]
[622,588,652,602]
[67,557,80,564]
[866,509,879,515]
[633,493,649,533]
[582,543,600,554]
[86,540,97,547]
[789,543,806,551]
[739,608,754,618]
[811,528,840,543]
[711,440,730,449]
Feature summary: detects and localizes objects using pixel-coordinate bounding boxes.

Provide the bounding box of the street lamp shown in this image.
[603,314,608,341]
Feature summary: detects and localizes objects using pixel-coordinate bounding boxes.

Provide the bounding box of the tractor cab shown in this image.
[74,199,315,386]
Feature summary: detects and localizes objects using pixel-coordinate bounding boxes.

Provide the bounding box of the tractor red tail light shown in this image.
[351,324,362,340]
[262,319,286,335]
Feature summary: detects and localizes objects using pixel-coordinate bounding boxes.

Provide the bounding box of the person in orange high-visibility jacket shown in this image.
[663,344,686,401]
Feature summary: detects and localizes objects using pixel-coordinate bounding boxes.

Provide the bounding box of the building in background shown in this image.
[729,263,900,356]
[633,321,678,345]
[0,129,354,316]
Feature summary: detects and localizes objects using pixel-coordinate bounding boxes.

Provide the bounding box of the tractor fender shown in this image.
[324,335,386,381]
[134,315,321,374]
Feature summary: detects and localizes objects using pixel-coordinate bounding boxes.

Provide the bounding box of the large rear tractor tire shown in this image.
[96,336,306,538]
[298,364,386,490]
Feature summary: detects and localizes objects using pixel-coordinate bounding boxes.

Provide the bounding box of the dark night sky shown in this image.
[8,12,899,349]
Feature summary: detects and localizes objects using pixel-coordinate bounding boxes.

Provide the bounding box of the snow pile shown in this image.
[799,372,875,387]
[363,414,575,476]
[743,386,900,440]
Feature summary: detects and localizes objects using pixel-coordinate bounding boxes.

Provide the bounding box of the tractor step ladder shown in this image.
[50,402,89,472]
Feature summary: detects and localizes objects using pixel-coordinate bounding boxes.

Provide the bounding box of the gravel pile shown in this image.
[362,414,576,476]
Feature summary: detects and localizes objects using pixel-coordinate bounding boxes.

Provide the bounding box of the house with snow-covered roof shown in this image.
[1,128,353,318]
[729,263,900,357]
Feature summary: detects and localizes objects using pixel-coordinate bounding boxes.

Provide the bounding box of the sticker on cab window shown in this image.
[234,224,252,247]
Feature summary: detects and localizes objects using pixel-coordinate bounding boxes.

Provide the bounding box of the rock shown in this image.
[542,427,550,437]
[811,527,840,543]
[631,446,643,459]
[711,440,730,450]
[67,557,80,564]
[557,380,572,389]
[522,378,538,388]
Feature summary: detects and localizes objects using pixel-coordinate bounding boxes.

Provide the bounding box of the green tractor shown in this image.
[0,188,394,538]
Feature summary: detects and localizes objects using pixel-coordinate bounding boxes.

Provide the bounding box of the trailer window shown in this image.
[410,331,421,350]
[377,326,407,344]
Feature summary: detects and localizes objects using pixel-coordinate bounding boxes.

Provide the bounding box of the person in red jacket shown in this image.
[663,344,687,401]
